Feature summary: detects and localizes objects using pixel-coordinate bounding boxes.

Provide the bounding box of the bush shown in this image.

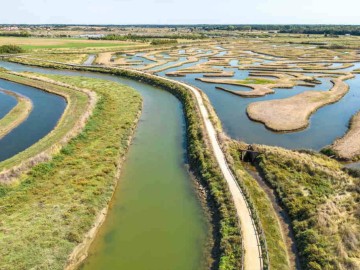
[0,45,25,54]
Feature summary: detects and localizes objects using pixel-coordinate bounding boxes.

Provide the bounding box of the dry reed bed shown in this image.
[0,89,33,139]
[254,144,359,270]
[0,72,97,184]
[246,73,354,132]
[94,52,114,65]
[330,110,360,161]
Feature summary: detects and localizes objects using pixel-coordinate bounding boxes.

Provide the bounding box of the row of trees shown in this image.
[200,25,360,36]
[0,31,31,37]
[89,33,206,41]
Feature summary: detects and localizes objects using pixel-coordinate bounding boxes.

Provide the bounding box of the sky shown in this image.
[2,0,360,25]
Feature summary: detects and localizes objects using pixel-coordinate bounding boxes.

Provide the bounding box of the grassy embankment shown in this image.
[0,75,142,270]
[21,53,89,65]
[0,89,32,139]
[0,71,94,183]
[253,145,359,270]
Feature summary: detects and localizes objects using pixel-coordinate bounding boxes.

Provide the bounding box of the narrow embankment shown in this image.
[0,89,32,139]
[330,110,360,160]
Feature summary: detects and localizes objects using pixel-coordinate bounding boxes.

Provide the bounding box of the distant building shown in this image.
[77,34,106,38]
[4,26,19,31]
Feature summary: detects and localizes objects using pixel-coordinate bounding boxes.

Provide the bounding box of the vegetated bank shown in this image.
[0,89,32,139]
[0,71,94,183]
[0,75,142,269]
[251,145,359,270]
[0,57,244,269]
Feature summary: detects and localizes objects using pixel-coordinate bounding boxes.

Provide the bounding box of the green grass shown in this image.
[237,78,275,85]
[30,53,89,64]
[256,146,359,270]
[0,75,142,270]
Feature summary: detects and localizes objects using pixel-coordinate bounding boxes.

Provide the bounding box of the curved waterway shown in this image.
[0,61,208,270]
[0,90,17,119]
[0,79,66,161]
[157,59,360,150]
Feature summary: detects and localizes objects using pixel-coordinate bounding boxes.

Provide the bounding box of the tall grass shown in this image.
[255,145,359,270]
[0,75,142,269]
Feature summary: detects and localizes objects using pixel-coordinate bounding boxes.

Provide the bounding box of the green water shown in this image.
[80,83,208,270]
[0,61,208,269]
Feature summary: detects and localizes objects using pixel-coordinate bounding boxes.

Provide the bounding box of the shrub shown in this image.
[0,45,25,54]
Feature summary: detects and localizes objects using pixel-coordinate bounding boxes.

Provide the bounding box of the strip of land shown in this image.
[330,110,360,160]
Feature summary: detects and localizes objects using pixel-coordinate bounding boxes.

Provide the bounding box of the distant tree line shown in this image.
[89,33,206,41]
[150,39,178,45]
[0,31,31,37]
[200,25,360,36]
